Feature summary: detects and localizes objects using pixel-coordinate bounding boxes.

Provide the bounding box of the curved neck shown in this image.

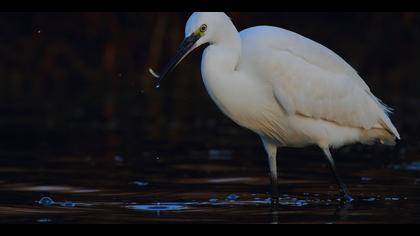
[202,24,241,76]
[199,22,244,123]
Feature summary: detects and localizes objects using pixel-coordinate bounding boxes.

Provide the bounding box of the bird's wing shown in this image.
[243,26,399,137]
[270,50,379,128]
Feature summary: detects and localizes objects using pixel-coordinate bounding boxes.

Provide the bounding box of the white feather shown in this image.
[239,26,400,140]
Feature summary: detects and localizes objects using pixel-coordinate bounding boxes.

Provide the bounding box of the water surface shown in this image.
[0,135,419,224]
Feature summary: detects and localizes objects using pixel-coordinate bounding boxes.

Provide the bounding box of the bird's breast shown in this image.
[200,44,303,146]
[201,68,291,143]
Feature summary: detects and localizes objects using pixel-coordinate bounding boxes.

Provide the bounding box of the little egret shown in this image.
[150,12,400,203]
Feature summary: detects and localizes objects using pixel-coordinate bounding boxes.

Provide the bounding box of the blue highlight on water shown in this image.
[385,197,400,201]
[208,198,218,203]
[37,197,54,206]
[37,192,405,214]
[61,201,76,207]
[128,203,188,212]
[226,194,239,201]
[133,181,149,187]
[36,218,52,223]
[36,197,77,208]
[394,161,420,171]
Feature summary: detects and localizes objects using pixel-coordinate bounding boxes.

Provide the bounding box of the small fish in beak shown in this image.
[148,33,200,88]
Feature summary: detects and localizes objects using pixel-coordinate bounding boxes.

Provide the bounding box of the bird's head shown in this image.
[150,12,231,85]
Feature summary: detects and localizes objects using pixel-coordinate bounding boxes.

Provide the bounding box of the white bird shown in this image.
[150,12,400,203]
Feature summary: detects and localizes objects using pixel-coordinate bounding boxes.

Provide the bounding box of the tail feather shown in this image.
[361,128,396,146]
[370,94,400,140]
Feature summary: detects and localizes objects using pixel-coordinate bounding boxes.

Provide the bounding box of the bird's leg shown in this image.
[322,148,353,203]
[269,155,279,206]
[262,138,279,206]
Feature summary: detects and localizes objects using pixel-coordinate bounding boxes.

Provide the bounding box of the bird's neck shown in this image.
[200,29,243,119]
[202,26,241,77]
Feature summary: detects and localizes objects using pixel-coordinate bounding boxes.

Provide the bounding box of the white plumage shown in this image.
[237,26,400,147]
[152,12,400,202]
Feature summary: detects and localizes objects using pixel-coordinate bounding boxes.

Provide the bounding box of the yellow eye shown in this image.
[200,24,207,33]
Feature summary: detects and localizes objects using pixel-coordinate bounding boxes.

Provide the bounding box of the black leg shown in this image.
[270,173,280,206]
[322,148,353,202]
[262,138,280,207]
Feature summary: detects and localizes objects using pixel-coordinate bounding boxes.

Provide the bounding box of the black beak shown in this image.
[152,33,200,86]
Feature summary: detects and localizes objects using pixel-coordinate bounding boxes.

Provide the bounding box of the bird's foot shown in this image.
[339,190,354,203]
[270,188,280,208]
[270,197,280,211]
[270,175,280,207]
[337,182,353,203]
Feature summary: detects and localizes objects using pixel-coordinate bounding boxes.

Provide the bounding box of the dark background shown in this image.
[0,12,418,165]
[0,12,420,223]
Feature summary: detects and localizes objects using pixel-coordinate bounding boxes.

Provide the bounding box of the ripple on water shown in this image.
[278,196,308,207]
[208,149,233,160]
[37,197,54,206]
[208,198,218,203]
[36,218,52,223]
[132,181,149,187]
[127,203,189,212]
[36,197,89,208]
[364,197,376,202]
[361,177,372,182]
[384,197,400,201]
[393,161,420,171]
[226,194,239,201]
[61,201,76,207]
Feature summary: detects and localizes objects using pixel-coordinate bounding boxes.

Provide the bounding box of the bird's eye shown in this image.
[200,24,207,33]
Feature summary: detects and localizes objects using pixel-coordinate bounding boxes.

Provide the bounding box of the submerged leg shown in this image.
[262,138,279,206]
[322,148,353,202]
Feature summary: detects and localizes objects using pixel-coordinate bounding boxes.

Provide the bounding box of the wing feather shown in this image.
[240,26,399,138]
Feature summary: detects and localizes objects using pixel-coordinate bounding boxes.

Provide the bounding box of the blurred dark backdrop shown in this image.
[0,12,419,162]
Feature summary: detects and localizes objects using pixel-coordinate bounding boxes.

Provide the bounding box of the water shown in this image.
[0,97,418,223]
[0,139,419,224]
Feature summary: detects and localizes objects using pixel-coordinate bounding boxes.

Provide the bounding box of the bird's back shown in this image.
[238,26,400,146]
[239,26,367,88]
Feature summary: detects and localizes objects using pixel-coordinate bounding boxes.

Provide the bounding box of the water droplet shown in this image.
[36,29,42,34]
[226,194,239,201]
[37,197,54,206]
[61,201,76,207]
[155,84,160,89]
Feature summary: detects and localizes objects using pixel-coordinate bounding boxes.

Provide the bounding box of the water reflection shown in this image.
[0,144,418,224]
